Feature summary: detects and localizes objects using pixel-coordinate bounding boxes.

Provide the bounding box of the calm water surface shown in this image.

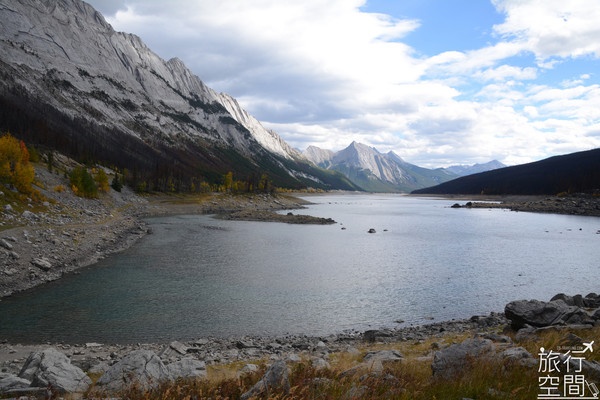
[1,194,599,343]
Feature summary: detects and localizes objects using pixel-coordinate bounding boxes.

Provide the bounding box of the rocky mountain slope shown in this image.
[303,142,458,192]
[0,0,356,191]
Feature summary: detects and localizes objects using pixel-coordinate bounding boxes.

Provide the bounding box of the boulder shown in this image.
[311,358,330,370]
[31,257,52,271]
[286,354,302,363]
[159,340,189,358]
[21,210,37,220]
[431,338,495,380]
[18,348,91,394]
[363,350,403,363]
[362,329,392,342]
[95,350,170,393]
[499,347,536,368]
[558,354,600,382]
[238,363,259,376]
[314,341,329,353]
[0,239,13,250]
[0,373,32,393]
[505,299,591,329]
[240,360,289,400]
[166,358,207,379]
[584,293,600,308]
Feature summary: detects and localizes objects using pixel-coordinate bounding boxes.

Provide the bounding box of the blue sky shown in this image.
[87,0,600,167]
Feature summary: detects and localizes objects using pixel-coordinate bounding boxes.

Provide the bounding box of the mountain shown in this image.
[412,148,600,195]
[0,0,357,191]
[445,160,506,176]
[302,142,458,192]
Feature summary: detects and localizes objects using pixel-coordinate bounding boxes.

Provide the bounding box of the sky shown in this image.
[86,0,600,168]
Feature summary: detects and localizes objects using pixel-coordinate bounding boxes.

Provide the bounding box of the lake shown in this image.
[1,194,598,343]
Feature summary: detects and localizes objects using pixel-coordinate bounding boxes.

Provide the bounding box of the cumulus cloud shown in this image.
[85,0,600,167]
[492,0,600,59]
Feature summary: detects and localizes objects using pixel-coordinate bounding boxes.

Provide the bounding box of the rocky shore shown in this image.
[1,293,599,398]
[222,209,336,224]
[450,194,600,217]
[0,162,324,299]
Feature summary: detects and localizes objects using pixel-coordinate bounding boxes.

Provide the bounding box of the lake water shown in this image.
[1,194,599,344]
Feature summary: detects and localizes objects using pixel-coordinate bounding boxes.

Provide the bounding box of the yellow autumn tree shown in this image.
[94,169,110,193]
[0,132,35,194]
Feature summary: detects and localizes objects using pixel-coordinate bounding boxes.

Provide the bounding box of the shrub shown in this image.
[111,173,122,192]
[69,166,98,198]
[0,132,35,194]
[94,169,110,192]
[54,185,66,192]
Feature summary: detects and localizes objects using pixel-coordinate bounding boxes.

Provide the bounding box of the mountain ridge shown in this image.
[0,0,358,191]
[302,142,460,192]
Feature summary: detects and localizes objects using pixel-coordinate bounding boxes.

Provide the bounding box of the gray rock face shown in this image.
[505,299,591,329]
[0,0,307,176]
[18,348,91,394]
[241,360,290,400]
[431,338,495,380]
[0,373,32,393]
[95,350,171,393]
[166,358,207,379]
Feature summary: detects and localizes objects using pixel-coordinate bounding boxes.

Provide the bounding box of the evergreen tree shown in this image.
[111,173,122,192]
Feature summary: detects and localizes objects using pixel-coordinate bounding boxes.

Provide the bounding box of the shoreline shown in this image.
[422,193,600,217]
[0,311,508,373]
[1,293,599,398]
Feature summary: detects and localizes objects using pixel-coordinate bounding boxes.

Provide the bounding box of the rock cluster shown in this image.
[505,293,600,330]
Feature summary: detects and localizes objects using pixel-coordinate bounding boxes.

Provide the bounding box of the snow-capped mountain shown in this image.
[303,142,458,192]
[0,0,355,190]
[445,160,506,176]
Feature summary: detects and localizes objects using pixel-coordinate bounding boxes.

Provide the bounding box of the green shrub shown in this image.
[69,166,98,198]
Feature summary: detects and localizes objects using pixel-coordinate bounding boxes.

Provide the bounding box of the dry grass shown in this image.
[81,326,600,400]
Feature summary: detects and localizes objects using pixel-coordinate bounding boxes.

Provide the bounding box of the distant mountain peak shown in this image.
[302,142,458,192]
[445,160,506,176]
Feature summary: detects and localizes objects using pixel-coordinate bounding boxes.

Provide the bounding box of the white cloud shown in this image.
[492,0,600,59]
[85,0,600,168]
[474,65,537,82]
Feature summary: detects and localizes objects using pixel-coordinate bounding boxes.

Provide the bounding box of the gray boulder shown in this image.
[558,354,600,382]
[431,338,495,380]
[18,348,91,394]
[241,360,290,400]
[95,350,171,393]
[31,257,52,271]
[584,293,600,308]
[505,299,591,329]
[311,358,330,370]
[166,358,207,379]
[0,373,32,393]
[500,347,536,368]
[363,350,403,363]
